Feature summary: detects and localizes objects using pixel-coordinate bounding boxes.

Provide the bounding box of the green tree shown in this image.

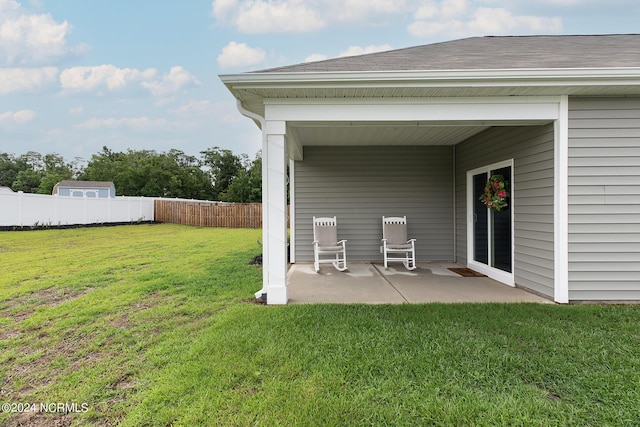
[223,152,262,202]
[37,153,74,194]
[12,169,42,193]
[1,146,263,200]
[0,152,29,188]
[81,147,214,199]
[200,147,243,200]
[1,151,74,193]
[165,149,214,200]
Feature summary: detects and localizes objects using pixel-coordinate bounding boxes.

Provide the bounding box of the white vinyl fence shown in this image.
[0,192,154,227]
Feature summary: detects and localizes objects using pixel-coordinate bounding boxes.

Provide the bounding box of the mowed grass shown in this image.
[1,225,639,426]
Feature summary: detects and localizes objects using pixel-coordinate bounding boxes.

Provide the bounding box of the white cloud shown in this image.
[0,0,84,65]
[0,109,36,124]
[141,66,200,97]
[60,64,199,99]
[60,65,157,93]
[305,44,392,63]
[0,0,20,13]
[330,0,405,21]
[237,1,325,33]
[211,0,410,33]
[217,41,266,69]
[172,100,213,116]
[75,116,167,131]
[68,106,84,115]
[470,7,562,34]
[415,0,467,20]
[305,53,328,62]
[338,44,393,57]
[541,0,585,4]
[171,99,243,126]
[0,66,57,94]
[212,0,325,33]
[212,0,238,19]
[408,0,562,38]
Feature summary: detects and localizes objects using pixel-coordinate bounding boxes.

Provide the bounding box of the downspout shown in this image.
[235,100,268,300]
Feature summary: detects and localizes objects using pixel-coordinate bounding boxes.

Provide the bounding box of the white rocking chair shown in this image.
[382,216,416,270]
[312,216,347,273]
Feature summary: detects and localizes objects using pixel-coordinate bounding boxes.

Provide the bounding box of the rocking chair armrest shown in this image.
[407,238,416,244]
[381,238,388,244]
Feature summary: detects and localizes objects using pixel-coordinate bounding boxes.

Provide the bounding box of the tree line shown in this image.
[0,146,262,203]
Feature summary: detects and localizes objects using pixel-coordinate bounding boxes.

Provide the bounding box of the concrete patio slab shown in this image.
[287,262,406,304]
[287,262,553,304]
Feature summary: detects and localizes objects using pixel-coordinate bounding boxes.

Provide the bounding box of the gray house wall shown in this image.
[455,124,555,298]
[294,146,455,262]
[568,97,640,301]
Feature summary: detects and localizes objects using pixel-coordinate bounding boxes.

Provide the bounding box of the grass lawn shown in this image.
[1,224,639,426]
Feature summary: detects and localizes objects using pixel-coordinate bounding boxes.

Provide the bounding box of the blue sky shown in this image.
[1,0,639,163]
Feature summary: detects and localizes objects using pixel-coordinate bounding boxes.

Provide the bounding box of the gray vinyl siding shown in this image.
[568,97,640,301]
[455,124,555,298]
[294,146,454,262]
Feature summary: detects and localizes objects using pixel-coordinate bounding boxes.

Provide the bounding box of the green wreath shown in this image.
[480,174,509,211]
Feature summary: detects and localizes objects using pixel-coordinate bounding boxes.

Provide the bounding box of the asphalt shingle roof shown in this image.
[255,35,640,73]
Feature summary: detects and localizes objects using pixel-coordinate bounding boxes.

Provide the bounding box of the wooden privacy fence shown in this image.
[154,199,267,228]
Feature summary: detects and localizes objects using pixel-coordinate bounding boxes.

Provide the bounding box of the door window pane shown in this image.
[490,166,512,273]
[473,173,488,265]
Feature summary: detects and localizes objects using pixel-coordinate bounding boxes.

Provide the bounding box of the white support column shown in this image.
[554,95,570,304]
[263,121,288,304]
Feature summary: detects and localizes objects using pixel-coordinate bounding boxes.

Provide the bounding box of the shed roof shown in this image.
[55,180,114,188]
[256,34,640,73]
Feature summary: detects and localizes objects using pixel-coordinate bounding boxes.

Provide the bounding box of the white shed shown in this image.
[53,180,116,198]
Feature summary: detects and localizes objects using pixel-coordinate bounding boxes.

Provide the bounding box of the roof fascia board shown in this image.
[220,67,640,87]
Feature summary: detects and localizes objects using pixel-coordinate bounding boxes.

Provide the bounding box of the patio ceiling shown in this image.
[286,119,552,147]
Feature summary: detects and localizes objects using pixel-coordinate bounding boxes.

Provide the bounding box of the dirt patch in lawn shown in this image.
[0,287,95,323]
[1,291,169,426]
[3,337,93,397]
[0,288,106,404]
[3,412,74,427]
[1,336,118,426]
[0,328,20,341]
[33,287,95,308]
[107,292,165,330]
